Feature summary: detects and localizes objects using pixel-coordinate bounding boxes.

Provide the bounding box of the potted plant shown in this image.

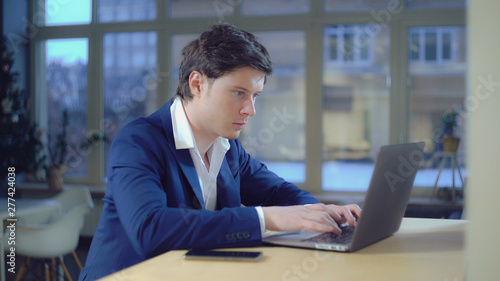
[47,109,109,190]
[440,110,460,153]
[46,110,68,190]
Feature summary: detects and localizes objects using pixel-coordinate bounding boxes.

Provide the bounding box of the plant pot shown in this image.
[47,164,66,191]
[442,136,460,153]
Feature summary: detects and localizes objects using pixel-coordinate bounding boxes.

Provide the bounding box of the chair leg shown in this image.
[14,257,31,281]
[37,260,42,281]
[72,250,83,270]
[59,258,73,281]
[45,262,51,281]
[51,258,57,281]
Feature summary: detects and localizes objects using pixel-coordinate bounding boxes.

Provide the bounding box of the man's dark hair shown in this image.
[175,23,273,100]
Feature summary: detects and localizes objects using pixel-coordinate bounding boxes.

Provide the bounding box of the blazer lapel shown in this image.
[217,158,240,209]
[174,149,205,209]
[160,99,205,210]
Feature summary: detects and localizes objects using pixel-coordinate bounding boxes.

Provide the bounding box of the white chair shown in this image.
[10,188,94,281]
[53,187,94,213]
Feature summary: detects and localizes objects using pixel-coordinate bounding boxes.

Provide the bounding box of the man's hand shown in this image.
[262,203,361,235]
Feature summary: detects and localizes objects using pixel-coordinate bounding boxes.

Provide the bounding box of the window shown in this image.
[98,0,156,22]
[324,0,395,12]
[406,0,467,9]
[29,0,466,194]
[409,27,459,64]
[324,25,375,66]
[170,34,198,94]
[322,24,390,191]
[103,32,158,173]
[39,0,91,26]
[168,0,232,18]
[408,26,467,189]
[45,38,88,177]
[241,0,310,15]
[242,31,306,183]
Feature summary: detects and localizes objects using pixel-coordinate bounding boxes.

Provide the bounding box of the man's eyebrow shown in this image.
[233,86,262,94]
[233,86,250,92]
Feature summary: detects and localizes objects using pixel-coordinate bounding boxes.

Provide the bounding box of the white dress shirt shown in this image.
[170,98,265,232]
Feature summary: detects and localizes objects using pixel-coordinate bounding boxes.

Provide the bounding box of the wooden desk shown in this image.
[99,218,465,281]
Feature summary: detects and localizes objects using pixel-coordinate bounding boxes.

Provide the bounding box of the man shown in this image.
[79,23,361,280]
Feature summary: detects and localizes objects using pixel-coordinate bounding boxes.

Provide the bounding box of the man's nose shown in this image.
[241,98,256,117]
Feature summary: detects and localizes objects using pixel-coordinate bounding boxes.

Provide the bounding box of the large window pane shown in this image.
[168,0,233,18]
[98,0,156,23]
[408,26,467,189]
[170,34,198,95]
[241,31,306,183]
[39,0,91,26]
[45,38,88,177]
[103,32,158,177]
[241,0,309,15]
[406,0,467,9]
[322,24,390,191]
[170,31,306,183]
[325,0,396,12]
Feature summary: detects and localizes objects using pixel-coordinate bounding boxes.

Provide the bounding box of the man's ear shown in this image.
[188,71,204,98]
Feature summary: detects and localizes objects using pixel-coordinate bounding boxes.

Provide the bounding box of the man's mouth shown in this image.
[233,122,247,130]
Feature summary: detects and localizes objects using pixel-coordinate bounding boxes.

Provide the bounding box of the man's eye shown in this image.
[252,93,260,100]
[236,91,245,96]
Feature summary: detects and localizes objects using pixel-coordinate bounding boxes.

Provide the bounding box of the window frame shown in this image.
[28,0,466,195]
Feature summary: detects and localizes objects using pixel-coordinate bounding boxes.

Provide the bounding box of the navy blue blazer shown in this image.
[79,98,319,280]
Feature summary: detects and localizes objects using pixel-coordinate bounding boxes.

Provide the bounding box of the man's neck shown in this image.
[182,101,216,159]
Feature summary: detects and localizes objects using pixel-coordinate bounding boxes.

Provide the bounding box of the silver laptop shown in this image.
[263,142,425,252]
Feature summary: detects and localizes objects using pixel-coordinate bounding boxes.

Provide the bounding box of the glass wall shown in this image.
[103,32,158,173]
[322,24,390,191]
[31,0,466,193]
[242,31,306,183]
[408,26,467,188]
[98,0,156,22]
[45,38,88,177]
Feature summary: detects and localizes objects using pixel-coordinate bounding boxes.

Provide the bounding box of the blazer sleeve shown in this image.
[229,139,321,207]
[107,121,262,259]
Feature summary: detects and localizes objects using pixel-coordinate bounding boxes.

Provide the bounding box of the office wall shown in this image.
[466,0,500,279]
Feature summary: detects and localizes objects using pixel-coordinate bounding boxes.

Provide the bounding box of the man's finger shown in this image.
[306,203,341,221]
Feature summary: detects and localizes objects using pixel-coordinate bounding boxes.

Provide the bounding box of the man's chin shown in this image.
[223,130,241,140]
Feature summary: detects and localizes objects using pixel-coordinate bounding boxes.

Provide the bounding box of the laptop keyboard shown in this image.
[302,225,356,245]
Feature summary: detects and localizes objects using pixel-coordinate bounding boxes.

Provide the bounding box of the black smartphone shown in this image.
[183,249,263,262]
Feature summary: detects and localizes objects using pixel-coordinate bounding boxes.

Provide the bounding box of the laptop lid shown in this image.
[263,142,425,252]
[349,141,425,251]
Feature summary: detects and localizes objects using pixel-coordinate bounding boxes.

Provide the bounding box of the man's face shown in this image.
[189,66,266,141]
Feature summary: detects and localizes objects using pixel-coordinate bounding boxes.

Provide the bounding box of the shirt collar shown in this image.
[170,97,230,152]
